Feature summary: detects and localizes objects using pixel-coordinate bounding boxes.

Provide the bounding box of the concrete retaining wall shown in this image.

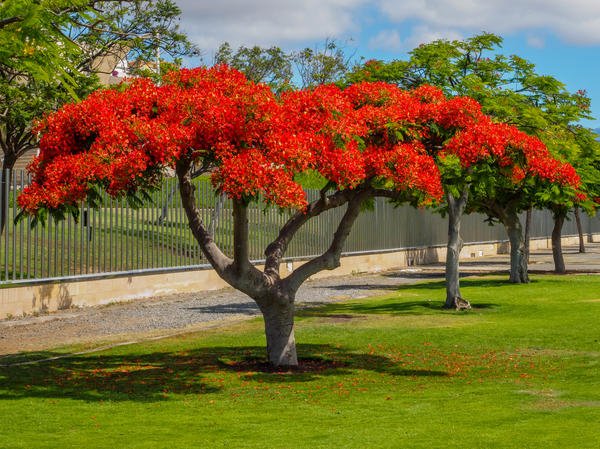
[1,234,597,318]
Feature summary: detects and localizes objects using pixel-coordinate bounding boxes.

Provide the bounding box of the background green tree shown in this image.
[214,39,353,92]
[214,42,293,93]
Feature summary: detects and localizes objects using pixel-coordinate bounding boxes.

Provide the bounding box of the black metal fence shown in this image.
[2,169,599,285]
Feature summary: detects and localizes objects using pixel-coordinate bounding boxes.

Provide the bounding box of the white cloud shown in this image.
[526,35,546,49]
[377,0,600,46]
[368,29,402,50]
[174,0,600,61]
[176,0,366,57]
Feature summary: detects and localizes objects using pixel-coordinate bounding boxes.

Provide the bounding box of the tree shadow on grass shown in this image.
[379,276,504,289]
[297,278,505,317]
[226,349,449,384]
[185,301,259,315]
[297,300,445,317]
[383,276,539,292]
[382,269,508,281]
[0,343,448,402]
[299,300,497,317]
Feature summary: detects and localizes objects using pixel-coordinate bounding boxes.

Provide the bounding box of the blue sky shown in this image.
[176,0,600,128]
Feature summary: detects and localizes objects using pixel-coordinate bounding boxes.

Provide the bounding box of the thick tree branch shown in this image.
[282,189,371,293]
[175,157,232,277]
[13,125,37,153]
[448,185,469,215]
[263,189,353,279]
[0,128,8,155]
[232,199,252,274]
[176,158,265,297]
[227,198,266,296]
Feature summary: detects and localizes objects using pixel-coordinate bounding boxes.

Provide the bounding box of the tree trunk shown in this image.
[260,297,298,367]
[524,208,532,263]
[552,212,566,274]
[444,191,470,310]
[574,207,585,253]
[504,210,529,283]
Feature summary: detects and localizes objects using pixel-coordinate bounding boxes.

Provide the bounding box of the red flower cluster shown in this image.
[18,66,580,217]
[443,116,580,189]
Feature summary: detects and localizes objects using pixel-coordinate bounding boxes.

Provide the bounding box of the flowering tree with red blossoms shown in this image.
[344,35,586,301]
[436,114,581,305]
[392,86,582,307]
[18,66,578,366]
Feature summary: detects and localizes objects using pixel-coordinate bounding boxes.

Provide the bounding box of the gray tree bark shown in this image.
[552,211,566,273]
[444,189,471,310]
[259,296,297,367]
[504,210,529,283]
[524,208,532,263]
[574,207,585,253]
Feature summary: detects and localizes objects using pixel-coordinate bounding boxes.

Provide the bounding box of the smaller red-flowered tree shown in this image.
[387,85,581,306]
[344,35,585,299]
[440,116,581,290]
[537,124,600,273]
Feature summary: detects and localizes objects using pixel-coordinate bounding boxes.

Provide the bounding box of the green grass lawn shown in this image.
[1,274,599,448]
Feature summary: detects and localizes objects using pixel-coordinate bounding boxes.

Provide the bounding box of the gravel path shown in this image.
[0,268,443,356]
[2,242,598,357]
